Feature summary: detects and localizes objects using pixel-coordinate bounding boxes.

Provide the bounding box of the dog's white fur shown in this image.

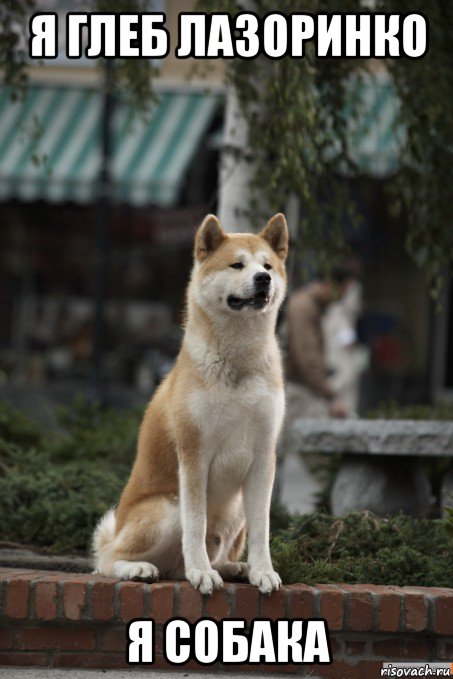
[93,213,289,594]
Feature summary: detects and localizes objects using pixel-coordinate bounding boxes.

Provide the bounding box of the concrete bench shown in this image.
[291,419,453,517]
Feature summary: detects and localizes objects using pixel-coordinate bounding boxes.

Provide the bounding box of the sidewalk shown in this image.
[1,670,297,679]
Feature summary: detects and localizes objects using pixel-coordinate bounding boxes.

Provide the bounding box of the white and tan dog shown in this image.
[93,213,288,595]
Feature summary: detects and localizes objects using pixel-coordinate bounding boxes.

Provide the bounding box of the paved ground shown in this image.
[0,670,303,678]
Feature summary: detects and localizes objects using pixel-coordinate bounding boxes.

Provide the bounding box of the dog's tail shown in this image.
[91,508,116,574]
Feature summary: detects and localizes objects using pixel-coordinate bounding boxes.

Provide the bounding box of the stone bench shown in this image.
[291,419,453,517]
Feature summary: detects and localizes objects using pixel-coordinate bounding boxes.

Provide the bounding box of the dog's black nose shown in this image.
[254,272,271,288]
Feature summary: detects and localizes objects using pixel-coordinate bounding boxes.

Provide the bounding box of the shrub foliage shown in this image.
[270,507,453,587]
[0,400,139,552]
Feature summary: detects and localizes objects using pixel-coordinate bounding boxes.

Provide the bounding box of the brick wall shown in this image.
[0,568,452,677]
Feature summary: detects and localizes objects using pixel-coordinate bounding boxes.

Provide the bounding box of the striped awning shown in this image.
[0,85,220,206]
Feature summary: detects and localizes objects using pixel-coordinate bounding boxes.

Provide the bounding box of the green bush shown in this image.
[270,511,453,587]
[0,402,43,448]
[0,399,140,552]
[49,396,139,465]
[0,442,125,552]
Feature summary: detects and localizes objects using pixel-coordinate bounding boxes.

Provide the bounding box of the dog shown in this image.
[93,212,288,595]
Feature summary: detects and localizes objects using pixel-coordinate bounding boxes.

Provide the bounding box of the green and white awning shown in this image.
[0,74,402,206]
[0,85,220,206]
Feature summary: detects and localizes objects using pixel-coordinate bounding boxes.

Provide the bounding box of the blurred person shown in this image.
[323,279,369,417]
[285,269,353,423]
[274,269,353,509]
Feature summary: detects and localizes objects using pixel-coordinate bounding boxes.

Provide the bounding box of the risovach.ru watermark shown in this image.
[381,662,453,677]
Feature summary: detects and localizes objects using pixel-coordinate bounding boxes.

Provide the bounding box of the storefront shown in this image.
[0,83,222,388]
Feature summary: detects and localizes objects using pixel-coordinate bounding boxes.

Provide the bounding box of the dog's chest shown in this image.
[189,374,277,440]
[188,376,283,499]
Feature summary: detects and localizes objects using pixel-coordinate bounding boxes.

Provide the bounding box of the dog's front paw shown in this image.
[248,567,282,594]
[186,568,223,595]
[218,561,249,580]
[113,560,159,582]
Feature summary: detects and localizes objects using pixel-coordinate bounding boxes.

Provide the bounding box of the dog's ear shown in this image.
[259,213,289,260]
[195,214,226,261]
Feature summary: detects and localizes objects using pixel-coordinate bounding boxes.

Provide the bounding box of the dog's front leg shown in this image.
[243,448,282,594]
[179,460,223,595]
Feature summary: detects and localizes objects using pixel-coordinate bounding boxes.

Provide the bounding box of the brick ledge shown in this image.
[0,568,452,676]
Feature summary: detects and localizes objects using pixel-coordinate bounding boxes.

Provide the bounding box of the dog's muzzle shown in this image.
[227,273,272,310]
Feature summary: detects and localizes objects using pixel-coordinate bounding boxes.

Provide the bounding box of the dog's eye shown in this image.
[230,262,244,270]
[264,263,272,271]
